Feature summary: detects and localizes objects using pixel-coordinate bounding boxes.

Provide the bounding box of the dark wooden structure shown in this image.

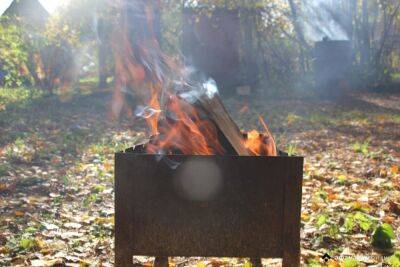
[182,8,240,93]
[182,7,261,94]
[115,152,303,266]
[314,39,352,96]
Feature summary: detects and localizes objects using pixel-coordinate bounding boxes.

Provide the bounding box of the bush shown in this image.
[0,19,31,87]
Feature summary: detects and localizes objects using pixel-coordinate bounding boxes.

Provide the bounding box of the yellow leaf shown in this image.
[351,201,370,211]
[104,162,112,172]
[310,202,320,211]
[95,216,114,225]
[35,237,45,250]
[301,213,310,222]
[337,174,346,182]
[197,261,206,267]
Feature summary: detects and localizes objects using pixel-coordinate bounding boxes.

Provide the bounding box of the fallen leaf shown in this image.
[328,192,337,201]
[64,222,82,229]
[391,165,398,175]
[389,201,400,216]
[104,162,112,172]
[14,210,25,217]
[0,183,7,191]
[0,246,9,254]
[60,231,83,239]
[42,222,59,230]
[31,259,64,267]
[301,213,310,222]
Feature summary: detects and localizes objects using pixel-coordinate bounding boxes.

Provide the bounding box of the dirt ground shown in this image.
[0,88,399,266]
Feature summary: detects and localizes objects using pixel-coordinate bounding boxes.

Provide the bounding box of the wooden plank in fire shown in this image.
[198,94,251,156]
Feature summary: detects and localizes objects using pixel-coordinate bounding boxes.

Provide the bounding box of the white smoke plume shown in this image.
[300,0,349,42]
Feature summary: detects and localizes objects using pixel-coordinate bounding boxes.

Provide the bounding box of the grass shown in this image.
[391,114,400,124]
[286,143,298,156]
[308,113,337,124]
[285,112,302,125]
[391,72,400,81]
[351,141,370,156]
[0,87,43,108]
[79,76,99,84]
[0,163,10,176]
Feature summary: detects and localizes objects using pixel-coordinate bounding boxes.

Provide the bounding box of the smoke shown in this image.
[134,105,162,119]
[169,65,220,105]
[300,0,349,41]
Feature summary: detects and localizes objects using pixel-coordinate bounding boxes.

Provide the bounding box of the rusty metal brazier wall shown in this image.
[115,152,303,266]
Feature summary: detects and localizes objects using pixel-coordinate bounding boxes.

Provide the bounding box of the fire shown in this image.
[111,0,277,156]
[146,94,225,155]
[244,116,277,156]
[146,85,161,136]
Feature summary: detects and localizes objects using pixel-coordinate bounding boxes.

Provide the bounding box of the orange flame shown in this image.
[244,116,277,156]
[146,84,161,135]
[146,94,225,155]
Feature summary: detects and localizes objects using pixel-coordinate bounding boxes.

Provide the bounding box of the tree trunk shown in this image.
[287,0,307,74]
[361,0,371,75]
[348,0,357,41]
[97,17,108,89]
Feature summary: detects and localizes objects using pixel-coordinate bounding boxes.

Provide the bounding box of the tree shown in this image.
[287,0,307,73]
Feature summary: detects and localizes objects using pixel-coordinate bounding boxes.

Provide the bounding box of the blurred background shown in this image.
[0,0,399,96]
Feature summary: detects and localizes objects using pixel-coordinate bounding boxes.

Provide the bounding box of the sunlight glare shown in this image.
[39,0,69,13]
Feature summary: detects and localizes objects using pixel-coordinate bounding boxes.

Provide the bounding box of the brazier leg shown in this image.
[250,258,262,267]
[154,256,169,267]
[282,252,300,267]
[115,251,132,267]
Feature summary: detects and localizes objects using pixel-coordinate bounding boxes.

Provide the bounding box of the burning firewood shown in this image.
[197,92,251,156]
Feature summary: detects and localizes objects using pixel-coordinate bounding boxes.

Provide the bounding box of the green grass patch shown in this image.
[351,141,370,155]
[341,212,378,233]
[341,258,359,267]
[372,223,395,249]
[391,72,400,80]
[316,214,328,229]
[306,112,340,125]
[79,76,99,84]
[0,163,11,176]
[285,112,302,125]
[83,193,100,207]
[92,184,106,193]
[336,174,348,185]
[286,144,298,156]
[386,251,400,267]
[0,87,43,108]
[391,114,400,124]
